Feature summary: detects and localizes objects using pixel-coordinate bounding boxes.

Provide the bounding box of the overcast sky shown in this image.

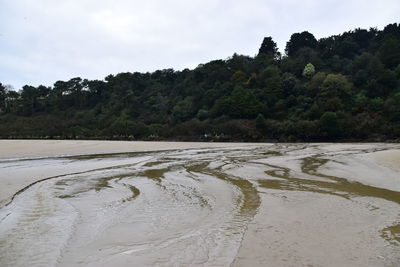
[0,0,399,90]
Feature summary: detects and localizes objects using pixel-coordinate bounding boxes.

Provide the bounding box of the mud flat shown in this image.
[0,142,399,266]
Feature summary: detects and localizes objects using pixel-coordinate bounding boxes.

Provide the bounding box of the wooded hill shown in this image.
[1,23,400,141]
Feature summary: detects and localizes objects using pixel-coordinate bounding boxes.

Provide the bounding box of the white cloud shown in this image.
[0,0,399,89]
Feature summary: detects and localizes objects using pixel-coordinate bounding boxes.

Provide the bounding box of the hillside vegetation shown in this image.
[1,23,400,141]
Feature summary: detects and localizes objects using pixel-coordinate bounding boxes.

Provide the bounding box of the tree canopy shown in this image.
[1,23,399,142]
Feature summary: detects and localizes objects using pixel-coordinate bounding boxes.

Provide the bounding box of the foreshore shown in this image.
[1,141,399,207]
[0,141,399,266]
[0,140,263,159]
[0,140,265,206]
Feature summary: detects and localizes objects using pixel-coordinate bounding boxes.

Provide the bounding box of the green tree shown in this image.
[211,86,263,118]
[0,83,6,113]
[319,74,352,100]
[308,72,326,91]
[302,63,315,79]
[258,36,280,58]
[172,98,193,121]
[196,109,209,121]
[379,36,400,69]
[354,93,368,112]
[231,87,263,118]
[20,85,41,115]
[369,97,384,112]
[285,31,317,56]
[230,70,247,84]
[255,113,267,129]
[320,111,339,138]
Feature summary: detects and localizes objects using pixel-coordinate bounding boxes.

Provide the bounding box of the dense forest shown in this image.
[1,23,400,141]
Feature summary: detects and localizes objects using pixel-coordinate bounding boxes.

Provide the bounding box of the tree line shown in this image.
[1,23,399,141]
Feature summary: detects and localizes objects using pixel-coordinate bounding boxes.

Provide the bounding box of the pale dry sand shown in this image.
[0,140,263,159]
[374,149,400,172]
[319,147,400,191]
[233,191,399,267]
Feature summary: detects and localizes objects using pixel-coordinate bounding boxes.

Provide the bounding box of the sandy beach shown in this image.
[0,140,264,206]
[0,140,264,159]
[374,149,400,171]
[0,141,399,266]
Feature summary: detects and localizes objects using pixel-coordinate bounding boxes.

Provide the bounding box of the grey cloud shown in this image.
[0,0,399,89]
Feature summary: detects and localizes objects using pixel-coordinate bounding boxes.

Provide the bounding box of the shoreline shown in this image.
[0,140,267,159]
[2,139,399,159]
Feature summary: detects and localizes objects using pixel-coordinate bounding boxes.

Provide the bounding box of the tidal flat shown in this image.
[0,141,399,266]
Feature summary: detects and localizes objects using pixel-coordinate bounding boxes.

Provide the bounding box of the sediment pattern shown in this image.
[0,144,399,266]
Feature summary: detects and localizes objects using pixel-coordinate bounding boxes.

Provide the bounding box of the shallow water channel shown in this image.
[0,144,399,266]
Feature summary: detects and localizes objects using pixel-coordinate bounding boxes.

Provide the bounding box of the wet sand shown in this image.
[0,140,264,206]
[0,141,399,266]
